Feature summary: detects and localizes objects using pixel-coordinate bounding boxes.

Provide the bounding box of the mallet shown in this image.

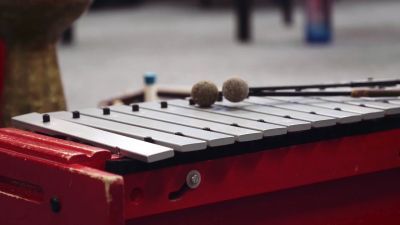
[190,78,400,108]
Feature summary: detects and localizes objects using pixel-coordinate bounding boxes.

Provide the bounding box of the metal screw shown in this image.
[161,101,168,108]
[103,107,110,115]
[72,111,80,119]
[144,136,154,143]
[42,114,50,123]
[50,197,61,213]
[186,170,201,189]
[132,104,139,112]
[175,132,184,136]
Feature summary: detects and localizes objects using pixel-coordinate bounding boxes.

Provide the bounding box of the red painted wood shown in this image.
[0,140,124,225]
[123,129,400,219]
[0,127,399,225]
[0,128,111,168]
[128,168,400,225]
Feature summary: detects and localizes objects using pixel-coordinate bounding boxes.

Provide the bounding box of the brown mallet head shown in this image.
[222,77,249,102]
[191,80,219,107]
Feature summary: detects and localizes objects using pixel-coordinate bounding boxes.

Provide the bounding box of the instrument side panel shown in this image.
[128,168,400,225]
[0,132,124,225]
[123,129,400,220]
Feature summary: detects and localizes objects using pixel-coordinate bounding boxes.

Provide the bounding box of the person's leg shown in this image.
[234,0,253,42]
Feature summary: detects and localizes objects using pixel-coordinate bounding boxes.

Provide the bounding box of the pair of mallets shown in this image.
[191,78,400,107]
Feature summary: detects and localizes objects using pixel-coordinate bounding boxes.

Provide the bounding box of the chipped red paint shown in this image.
[0,128,111,168]
[0,128,400,225]
[0,129,123,225]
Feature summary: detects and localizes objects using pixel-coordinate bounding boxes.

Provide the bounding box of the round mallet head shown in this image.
[191,81,219,107]
[222,77,249,102]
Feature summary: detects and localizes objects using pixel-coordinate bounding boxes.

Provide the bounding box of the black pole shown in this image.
[249,91,352,96]
[249,79,400,92]
[234,0,252,42]
[281,0,294,26]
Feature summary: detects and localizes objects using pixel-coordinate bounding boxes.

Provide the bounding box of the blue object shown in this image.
[144,72,157,85]
[306,23,332,43]
[305,0,332,44]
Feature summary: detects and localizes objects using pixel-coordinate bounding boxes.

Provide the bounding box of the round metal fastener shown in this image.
[186,170,201,189]
[50,197,61,213]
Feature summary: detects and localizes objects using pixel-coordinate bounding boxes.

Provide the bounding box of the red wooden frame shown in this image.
[0,40,5,120]
[0,127,399,225]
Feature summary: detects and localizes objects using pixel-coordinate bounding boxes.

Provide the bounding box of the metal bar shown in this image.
[11,113,174,163]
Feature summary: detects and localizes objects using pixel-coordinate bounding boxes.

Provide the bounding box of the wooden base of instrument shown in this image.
[0,120,399,224]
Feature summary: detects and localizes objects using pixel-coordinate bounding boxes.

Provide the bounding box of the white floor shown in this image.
[59,0,400,109]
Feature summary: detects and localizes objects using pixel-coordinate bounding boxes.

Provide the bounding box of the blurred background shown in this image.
[57,0,400,109]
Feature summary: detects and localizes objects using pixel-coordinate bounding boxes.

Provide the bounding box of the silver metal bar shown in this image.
[50,111,207,152]
[264,96,322,104]
[224,100,338,127]
[140,101,287,137]
[318,97,400,115]
[260,96,384,120]
[169,99,311,132]
[346,101,400,115]
[309,102,385,120]
[111,105,263,142]
[387,100,400,105]
[254,101,363,124]
[12,113,174,163]
[79,108,235,147]
[274,103,362,124]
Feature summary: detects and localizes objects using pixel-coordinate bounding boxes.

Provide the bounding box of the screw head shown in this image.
[50,197,61,213]
[186,170,201,189]
[161,101,168,108]
[42,114,50,123]
[132,104,139,112]
[72,111,80,119]
[143,136,154,143]
[174,132,184,136]
[103,108,111,115]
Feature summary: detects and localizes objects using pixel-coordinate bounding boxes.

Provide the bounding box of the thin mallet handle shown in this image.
[248,89,400,97]
[351,89,400,97]
[250,79,400,92]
